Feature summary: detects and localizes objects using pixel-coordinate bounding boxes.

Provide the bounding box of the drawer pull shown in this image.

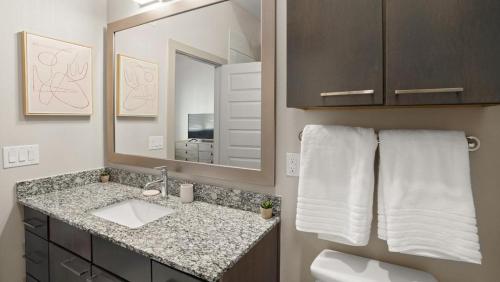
[60,258,89,277]
[85,273,108,282]
[395,87,464,95]
[321,89,374,97]
[23,218,43,229]
[23,253,42,264]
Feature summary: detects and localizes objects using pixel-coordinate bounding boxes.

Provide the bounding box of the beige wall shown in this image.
[0,0,106,281]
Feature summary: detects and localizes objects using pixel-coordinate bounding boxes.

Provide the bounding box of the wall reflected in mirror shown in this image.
[114,0,262,170]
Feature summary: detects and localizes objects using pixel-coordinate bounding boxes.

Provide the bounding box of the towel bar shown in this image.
[297,130,480,152]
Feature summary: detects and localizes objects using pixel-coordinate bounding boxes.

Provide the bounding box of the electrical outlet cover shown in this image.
[286,153,300,177]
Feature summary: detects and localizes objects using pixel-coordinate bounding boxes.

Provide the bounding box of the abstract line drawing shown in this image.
[22,32,93,115]
[116,54,159,117]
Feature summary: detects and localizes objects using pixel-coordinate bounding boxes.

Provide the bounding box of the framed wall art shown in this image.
[116,54,159,117]
[22,32,93,116]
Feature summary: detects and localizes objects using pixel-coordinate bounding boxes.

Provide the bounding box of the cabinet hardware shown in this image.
[60,258,89,277]
[320,90,374,97]
[23,218,43,229]
[85,273,104,282]
[395,88,464,95]
[23,253,42,264]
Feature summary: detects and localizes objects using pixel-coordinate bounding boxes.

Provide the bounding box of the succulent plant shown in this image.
[260,199,273,209]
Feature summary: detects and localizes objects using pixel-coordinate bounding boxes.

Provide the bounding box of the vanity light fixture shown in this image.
[133,0,159,6]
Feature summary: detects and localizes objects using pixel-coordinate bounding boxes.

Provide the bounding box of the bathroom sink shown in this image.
[90,199,175,229]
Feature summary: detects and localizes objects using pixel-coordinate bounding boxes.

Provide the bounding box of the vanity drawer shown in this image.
[89,265,125,282]
[175,149,198,161]
[24,206,48,239]
[50,243,91,282]
[198,143,213,152]
[198,151,213,161]
[25,230,49,282]
[50,218,91,260]
[92,235,151,282]
[175,142,197,150]
[152,260,204,282]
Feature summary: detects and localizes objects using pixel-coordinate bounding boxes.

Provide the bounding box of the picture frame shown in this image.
[116,54,159,117]
[22,31,93,116]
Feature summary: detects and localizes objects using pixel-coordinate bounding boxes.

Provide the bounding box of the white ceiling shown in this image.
[231,0,261,19]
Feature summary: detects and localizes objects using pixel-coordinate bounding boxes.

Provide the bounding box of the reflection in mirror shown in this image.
[114,0,262,170]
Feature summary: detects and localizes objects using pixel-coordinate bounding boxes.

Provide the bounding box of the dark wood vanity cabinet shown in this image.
[23,206,280,282]
[287,0,500,108]
[49,243,91,282]
[92,236,151,282]
[287,0,384,107]
[25,231,49,282]
[152,261,204,282]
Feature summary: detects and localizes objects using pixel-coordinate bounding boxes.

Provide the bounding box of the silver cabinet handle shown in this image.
[23,218,43,229]
[60,258,89,277]
[320,90,374,97]
[23,253,42,264]
[395,88,464,95]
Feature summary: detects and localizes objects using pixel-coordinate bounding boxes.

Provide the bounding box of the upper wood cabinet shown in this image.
[385,0,465,105]
[287,0,500,108]
[287,0,383,107]
[461,1,500,104]
[386,0,500,105]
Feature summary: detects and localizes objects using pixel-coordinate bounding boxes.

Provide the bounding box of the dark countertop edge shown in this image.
[17,198,280,282]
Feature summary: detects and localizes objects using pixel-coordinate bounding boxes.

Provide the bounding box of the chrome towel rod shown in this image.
[297,130,481,152]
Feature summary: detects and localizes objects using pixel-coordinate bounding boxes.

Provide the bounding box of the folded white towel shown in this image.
[296,125,378,246]
[378,129,481,264]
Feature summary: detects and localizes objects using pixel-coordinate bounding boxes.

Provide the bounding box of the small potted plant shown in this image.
[100,169,110,183]
[260,199,273,219]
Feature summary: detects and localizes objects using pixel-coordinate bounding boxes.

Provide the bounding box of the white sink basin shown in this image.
[90,199,175,229]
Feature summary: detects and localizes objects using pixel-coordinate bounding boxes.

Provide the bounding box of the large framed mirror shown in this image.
[106,0,275,185]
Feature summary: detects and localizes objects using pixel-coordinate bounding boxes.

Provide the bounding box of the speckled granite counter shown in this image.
[18,182,280,281]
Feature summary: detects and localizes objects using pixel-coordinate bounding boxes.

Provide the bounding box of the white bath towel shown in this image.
[296,125,378,246]
[378,130,482,264]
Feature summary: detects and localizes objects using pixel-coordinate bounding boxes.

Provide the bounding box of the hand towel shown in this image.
[296,125,378,246]
[378,129,482,264]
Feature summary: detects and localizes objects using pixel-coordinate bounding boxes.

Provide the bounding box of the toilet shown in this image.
[311,250,438,282]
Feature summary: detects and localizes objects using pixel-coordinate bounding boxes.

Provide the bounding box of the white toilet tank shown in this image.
[311,250,438,282]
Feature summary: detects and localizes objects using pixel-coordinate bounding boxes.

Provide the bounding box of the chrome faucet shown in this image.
[144,166,168,198]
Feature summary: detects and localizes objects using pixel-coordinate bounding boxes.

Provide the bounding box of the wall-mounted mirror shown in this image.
[106,0,275,185]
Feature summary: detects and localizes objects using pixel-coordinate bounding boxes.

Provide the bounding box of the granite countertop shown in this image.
[18,182,279,282]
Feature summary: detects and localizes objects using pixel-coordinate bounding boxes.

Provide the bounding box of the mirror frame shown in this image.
[106,0,276,186]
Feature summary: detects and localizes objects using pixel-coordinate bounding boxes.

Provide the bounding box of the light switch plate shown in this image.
[286,153,300,177]
[148,136,164,150]
[3,145,39,169]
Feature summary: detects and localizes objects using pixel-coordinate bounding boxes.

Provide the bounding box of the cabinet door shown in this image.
[89,265,125,282]
[50,218,91,260]
[462,1,500,104]
[49,243,91,282]
[385,0,465,105]
[25,231,49,282]
[23,206,48,239]
[92,236,151,282]
[152,261,204,282]
[287,0,383,107]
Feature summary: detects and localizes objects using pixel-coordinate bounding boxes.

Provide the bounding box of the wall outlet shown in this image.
[286,153,300,177]
[3,145,39,169]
